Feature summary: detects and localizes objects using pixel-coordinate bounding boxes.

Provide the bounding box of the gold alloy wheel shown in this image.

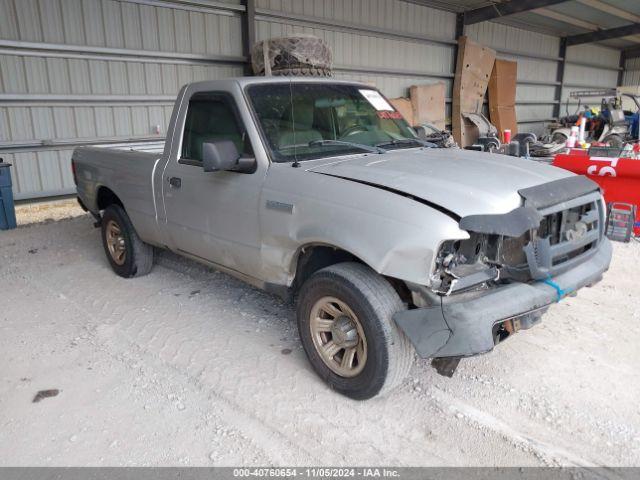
[105,220,126,266]
[309,296,368,377]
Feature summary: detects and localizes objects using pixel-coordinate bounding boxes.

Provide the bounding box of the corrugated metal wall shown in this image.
[466,21,559,137]
[255,0,457,99]
[622,57,640,86]
[562,43,622,118]
[0,0,626,200]
[0,0,245,200]
[254,0,458,125]
[255,2,623,139]
[466,22,622,137]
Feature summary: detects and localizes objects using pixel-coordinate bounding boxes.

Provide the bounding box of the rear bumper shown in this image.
[393,237,612,358]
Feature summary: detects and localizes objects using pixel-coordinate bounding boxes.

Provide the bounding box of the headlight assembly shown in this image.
[430,235,501,295]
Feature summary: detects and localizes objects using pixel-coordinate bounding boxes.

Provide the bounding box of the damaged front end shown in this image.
[429,235,503,296]
[429,176,605,297]
[395,176,612,366]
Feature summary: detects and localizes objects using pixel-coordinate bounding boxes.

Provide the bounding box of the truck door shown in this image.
[161,91,264,277]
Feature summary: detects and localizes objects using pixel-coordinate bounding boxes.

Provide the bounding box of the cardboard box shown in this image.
[389,97,415,125]
[488,59,517,107]
[489,106,517,139]
[452,36,496,147]
[488,59,518,136]
[409,82,446,130]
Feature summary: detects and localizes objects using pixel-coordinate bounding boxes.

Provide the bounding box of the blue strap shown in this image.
[542,277,567,302]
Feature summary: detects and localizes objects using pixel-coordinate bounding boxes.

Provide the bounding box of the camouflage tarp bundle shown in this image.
[251,35,332,77]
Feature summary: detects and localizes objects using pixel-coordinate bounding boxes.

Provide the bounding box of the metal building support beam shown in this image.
[241,0,256,75]
[565,23,640,46]
[624,45,640,60]
[121,0,244,15]
[577,0,640,24]
[563,82,619,89]
[332,65,453,79]
[553,38,567,118]
[453,13,466,75]
[565,59,622,71]
[254,8,456,48]
[532,8,600,31]
[455,13,466,40]
[537,2,640,45]
[618,49,627,86]
[0,39,247,66]
[464,0,569,25]
[251,7,563,63]
[0,94,177,105]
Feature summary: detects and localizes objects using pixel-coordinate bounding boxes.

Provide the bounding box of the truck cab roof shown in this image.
[187,76,372,91]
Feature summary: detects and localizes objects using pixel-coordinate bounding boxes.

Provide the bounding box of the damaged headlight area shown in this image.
[431,232,535,295]
[431,196,603,296]
[430,206,547,295]
[430,234,503,295]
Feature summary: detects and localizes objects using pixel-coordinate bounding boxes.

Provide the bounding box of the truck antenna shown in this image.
[289,80,300,168]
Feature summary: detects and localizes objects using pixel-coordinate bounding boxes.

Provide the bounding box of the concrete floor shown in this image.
[1,211,639,466]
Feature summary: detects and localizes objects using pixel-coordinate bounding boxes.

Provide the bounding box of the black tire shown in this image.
[272,66,332,77]
[100,204,154,278]
[296,262,414,400]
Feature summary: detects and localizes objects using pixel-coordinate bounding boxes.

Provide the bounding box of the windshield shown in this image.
[247,83,419,163]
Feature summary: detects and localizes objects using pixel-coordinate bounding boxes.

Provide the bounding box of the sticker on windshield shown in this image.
[377,111,403,119]
[359,89,394,111]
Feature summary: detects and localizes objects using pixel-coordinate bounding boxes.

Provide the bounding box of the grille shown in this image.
[524,192,603,280]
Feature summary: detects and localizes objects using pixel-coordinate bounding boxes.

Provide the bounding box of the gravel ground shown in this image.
[14,198,85,226]
[1,209,639,467]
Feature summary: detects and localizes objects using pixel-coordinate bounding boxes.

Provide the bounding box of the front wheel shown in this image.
[101,204,154,278]
[296,262,414,400]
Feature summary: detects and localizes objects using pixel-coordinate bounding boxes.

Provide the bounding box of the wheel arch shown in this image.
[96,185,124,211]
[289,242,412,304]
[290,243,362,291]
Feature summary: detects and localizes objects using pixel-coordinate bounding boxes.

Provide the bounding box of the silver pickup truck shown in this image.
[73,77,612,399]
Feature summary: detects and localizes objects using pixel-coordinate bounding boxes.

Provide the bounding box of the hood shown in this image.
[306,148,573,218]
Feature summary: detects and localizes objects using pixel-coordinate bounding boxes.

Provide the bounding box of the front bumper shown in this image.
[393,237,612,359]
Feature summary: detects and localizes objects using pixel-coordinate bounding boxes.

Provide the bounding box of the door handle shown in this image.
[168,176,181,188]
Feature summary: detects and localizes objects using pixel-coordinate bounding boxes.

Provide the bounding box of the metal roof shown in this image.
[409,0,640,50]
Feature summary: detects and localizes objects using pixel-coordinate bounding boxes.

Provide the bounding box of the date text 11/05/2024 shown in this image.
[232,468,400,477]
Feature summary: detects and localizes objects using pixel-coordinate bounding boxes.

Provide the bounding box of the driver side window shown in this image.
[181,93,248,163]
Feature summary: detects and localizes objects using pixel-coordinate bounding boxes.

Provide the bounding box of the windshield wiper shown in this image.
[309,139,386,154]
[375,138,437,149]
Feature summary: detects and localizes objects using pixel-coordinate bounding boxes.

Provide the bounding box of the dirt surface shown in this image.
[1,213,639,467]
[14,198,85,226]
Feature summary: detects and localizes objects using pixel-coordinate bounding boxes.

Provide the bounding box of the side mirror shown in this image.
[202,140,256,174]
[202,140,239,172]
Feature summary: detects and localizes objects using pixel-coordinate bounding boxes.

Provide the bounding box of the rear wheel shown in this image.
[101,204,154,278]
[296,262,414,400]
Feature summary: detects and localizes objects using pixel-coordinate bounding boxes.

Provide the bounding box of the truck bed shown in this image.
[73,141,165,245]
[92,140,166,154]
